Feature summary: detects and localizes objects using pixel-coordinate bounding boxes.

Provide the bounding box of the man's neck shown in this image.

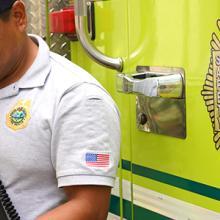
[0,36,38,89]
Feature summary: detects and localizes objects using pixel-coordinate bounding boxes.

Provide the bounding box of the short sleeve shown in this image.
[51,83,120,188]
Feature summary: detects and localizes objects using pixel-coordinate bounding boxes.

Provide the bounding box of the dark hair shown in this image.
[0,8,11,21]
[0,0,16,21]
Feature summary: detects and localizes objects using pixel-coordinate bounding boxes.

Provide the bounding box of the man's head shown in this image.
[0,0,30,87]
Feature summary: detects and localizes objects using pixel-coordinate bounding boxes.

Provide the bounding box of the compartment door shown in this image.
[125,0,220,219]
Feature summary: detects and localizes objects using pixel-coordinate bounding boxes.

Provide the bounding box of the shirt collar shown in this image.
[17,34,51,89]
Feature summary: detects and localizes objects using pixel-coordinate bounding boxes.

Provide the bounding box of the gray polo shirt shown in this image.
[0,35,120,220]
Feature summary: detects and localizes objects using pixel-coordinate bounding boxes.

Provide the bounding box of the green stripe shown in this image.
[110,195,172,220]
[122,160,220,201]
[109,195,121,216]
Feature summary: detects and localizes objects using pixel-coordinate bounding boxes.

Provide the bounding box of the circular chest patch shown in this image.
[10,107,27,126]
[6,100,31,131]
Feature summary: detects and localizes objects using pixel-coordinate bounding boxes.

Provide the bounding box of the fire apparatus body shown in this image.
[25,0,220,219]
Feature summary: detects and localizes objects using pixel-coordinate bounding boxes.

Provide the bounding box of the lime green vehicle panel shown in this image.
[70,0,220,218]
[128,0,220,213]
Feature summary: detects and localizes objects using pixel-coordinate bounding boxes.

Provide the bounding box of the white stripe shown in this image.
[111,177,120,196]
[111,179,220,220]
[133,182,220,220]
[111,177,131,201]
[107,213,127,220]
[110,178,130,219]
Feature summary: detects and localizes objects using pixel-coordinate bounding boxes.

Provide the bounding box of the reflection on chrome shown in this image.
[117,66,186,139]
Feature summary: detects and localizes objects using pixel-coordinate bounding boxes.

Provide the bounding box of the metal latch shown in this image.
[117,66,186,139]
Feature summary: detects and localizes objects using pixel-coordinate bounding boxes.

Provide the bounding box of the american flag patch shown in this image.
[86,153,110,167]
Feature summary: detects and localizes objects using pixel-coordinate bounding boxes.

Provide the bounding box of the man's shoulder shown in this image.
[47,52,109,100]
[50,52,97,83]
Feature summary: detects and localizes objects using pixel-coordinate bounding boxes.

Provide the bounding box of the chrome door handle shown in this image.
[74,0,123,71]
[117,66,186,139]
[117,71,184,99]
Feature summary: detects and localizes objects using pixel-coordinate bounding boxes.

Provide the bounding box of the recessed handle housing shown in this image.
[117,66,186,139]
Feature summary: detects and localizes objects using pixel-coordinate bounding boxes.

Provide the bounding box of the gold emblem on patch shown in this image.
[202,19,220,150]
[6,100,31,131]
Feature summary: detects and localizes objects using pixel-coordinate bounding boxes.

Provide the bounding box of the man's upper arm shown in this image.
[36,185,112,220]
[63,185,111,220]
[51,82,120,188]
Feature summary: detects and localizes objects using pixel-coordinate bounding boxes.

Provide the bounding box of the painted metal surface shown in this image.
[70,0,220,218]
[112,178,220,220]
[128,0,220,215]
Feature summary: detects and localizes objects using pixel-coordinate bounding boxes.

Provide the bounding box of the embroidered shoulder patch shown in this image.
[85,152,110,168]
[6,100,31,131]
[201,19,220,150]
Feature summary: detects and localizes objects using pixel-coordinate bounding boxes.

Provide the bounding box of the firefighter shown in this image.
[0,0,120,220]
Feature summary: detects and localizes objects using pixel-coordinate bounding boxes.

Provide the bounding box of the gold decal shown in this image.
[202,19,220,150]
[6,100,31,131]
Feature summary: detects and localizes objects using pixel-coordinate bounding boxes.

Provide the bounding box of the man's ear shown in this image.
[11,1,27,32]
